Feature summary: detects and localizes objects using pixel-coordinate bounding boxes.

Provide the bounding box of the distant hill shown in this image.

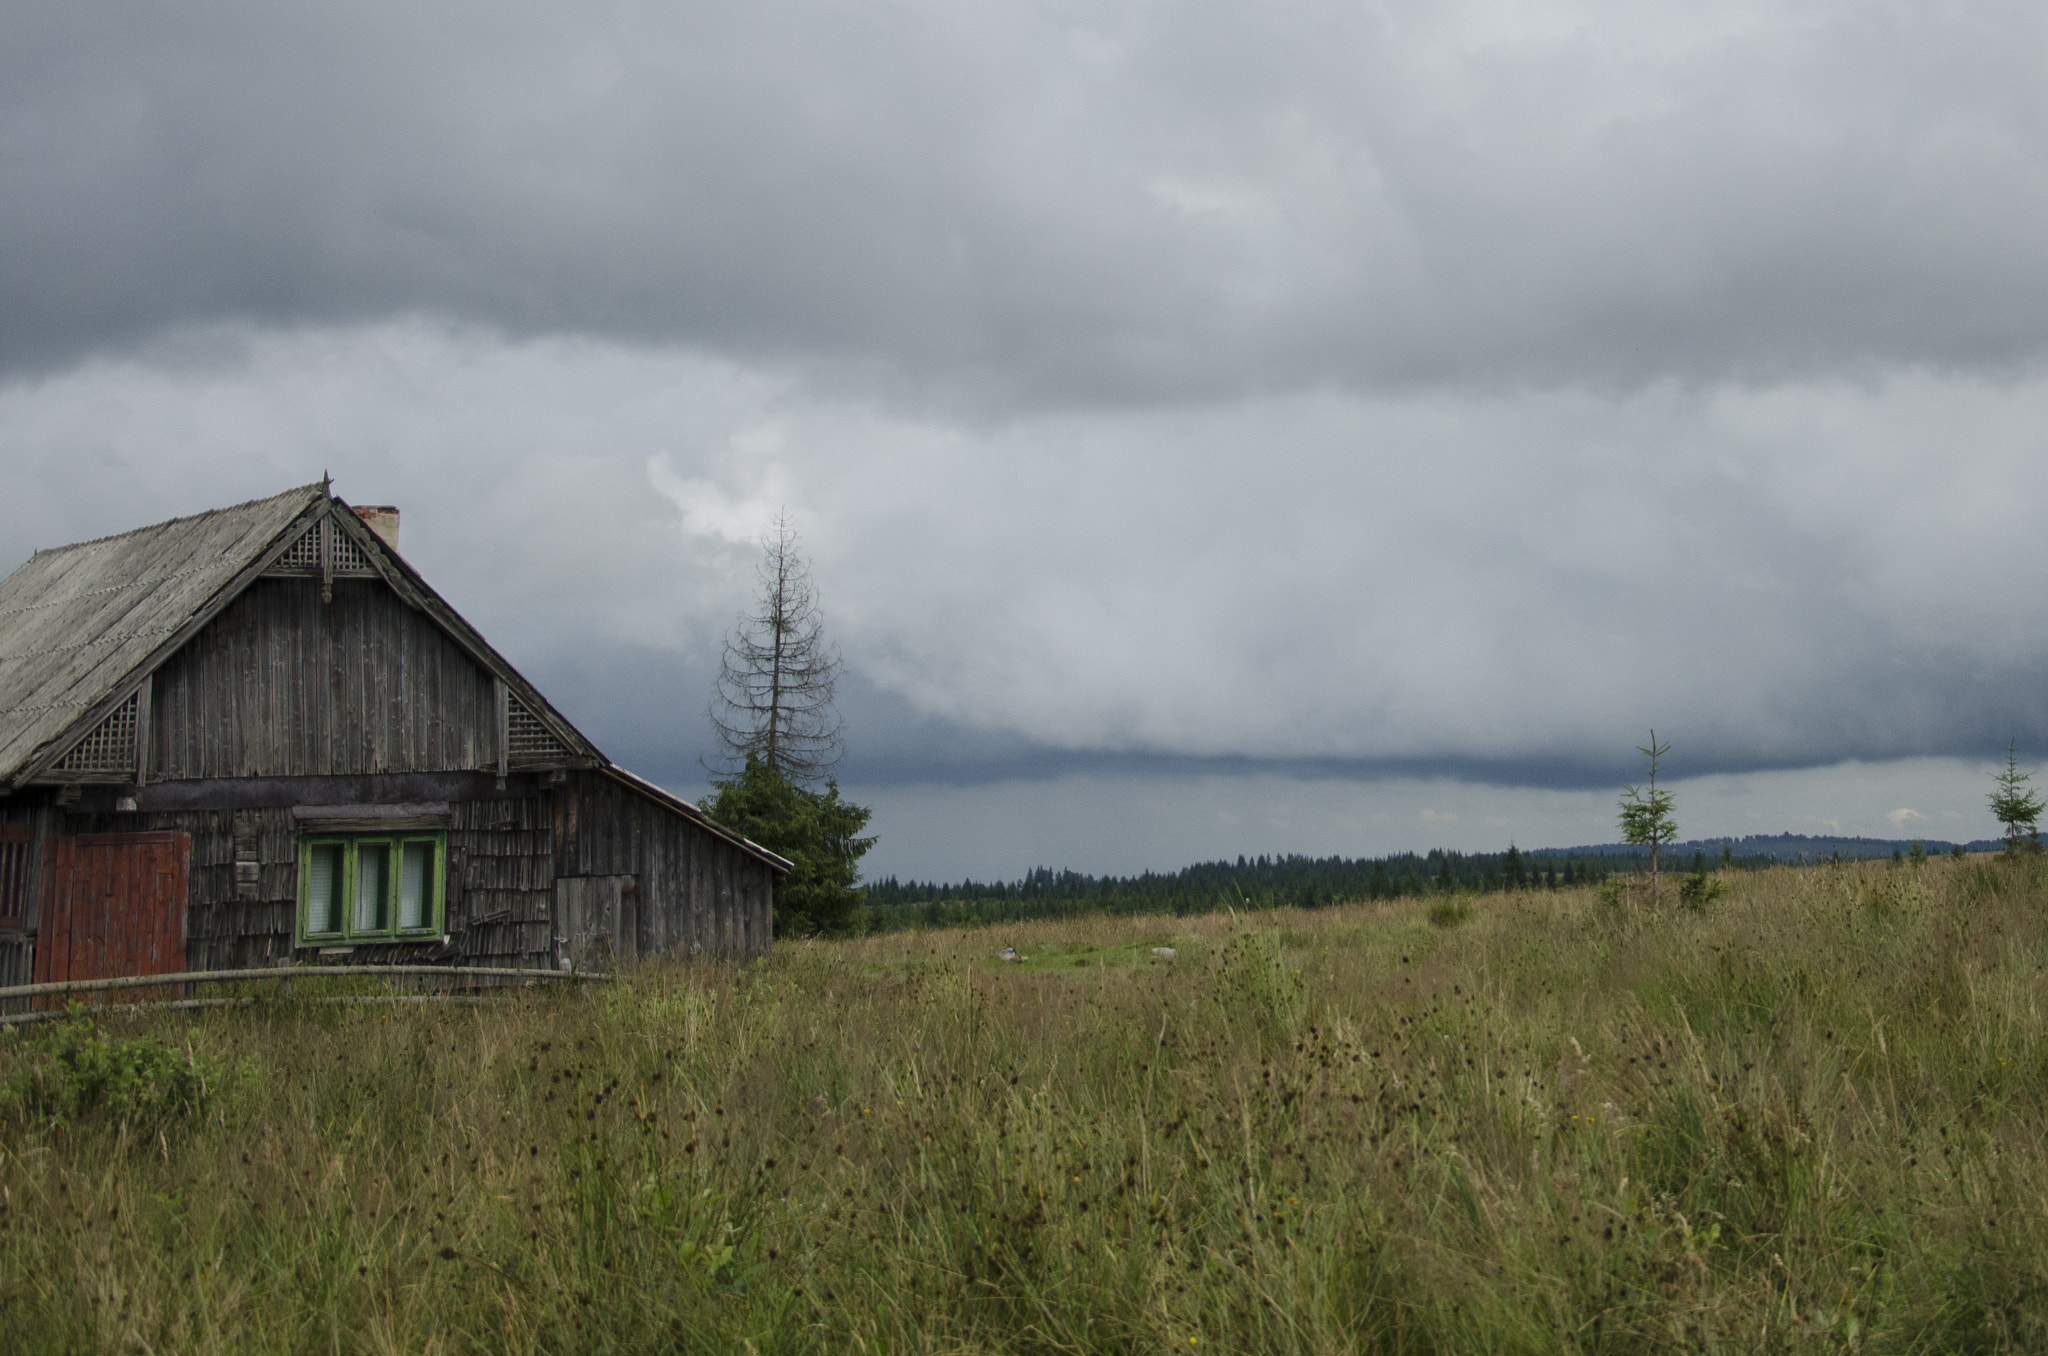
[1527,832,2004,863]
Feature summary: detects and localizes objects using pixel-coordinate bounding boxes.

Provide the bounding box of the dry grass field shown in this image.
[2,854,2046,1352]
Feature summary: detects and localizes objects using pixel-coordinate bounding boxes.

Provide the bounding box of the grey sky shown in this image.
[1,3,2043,878]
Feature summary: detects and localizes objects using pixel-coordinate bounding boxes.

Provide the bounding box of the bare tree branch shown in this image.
[707,512,842,784]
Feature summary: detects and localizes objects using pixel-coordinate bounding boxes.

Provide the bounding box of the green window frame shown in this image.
[298,833,447,943]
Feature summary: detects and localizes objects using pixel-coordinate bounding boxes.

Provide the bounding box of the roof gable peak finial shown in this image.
[320,471,332,497]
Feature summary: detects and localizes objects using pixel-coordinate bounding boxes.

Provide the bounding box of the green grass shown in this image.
[3,855,2047,1352]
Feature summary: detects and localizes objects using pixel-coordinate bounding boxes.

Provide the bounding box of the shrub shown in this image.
[1,1015,234,1128]
[1678,867,1726,911]
[1426,896,1471,928]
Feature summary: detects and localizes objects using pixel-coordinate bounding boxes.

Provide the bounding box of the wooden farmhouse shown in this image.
[0,483,786,991]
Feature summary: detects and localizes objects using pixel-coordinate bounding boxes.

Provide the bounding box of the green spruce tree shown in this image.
[1618,731,1678,902]
[1988,741,2045,854]
[702,758,874,935]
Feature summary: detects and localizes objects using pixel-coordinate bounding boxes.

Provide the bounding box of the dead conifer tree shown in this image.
[708,512,842,784]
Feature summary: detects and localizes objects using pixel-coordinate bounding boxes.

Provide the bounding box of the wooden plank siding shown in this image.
[554,772,773,959]
[0,824,28,928]
[151,578,497,780]
[0,818,31,1008]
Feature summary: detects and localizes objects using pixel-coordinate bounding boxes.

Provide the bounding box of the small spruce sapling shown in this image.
[1678,845,1724,910]
[1678,863,1724,911]
[1618,731,1678,902]
[1988,741,2045,854]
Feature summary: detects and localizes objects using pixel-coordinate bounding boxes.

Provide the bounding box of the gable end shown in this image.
[3,487,610,791]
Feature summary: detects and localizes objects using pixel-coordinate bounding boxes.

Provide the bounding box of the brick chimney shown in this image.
[354,505,400,552]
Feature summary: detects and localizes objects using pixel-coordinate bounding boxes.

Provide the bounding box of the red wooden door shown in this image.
[34,833,189,1001]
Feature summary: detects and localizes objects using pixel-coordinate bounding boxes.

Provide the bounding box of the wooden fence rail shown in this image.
[0,993,511,1026]
[0,964,603,1003]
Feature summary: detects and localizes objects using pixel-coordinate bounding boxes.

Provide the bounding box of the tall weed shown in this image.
[0,857,2045,1351]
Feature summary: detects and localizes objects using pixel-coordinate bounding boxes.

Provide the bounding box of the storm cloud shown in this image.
[1,2,2044,875]
[6,2,2048,394]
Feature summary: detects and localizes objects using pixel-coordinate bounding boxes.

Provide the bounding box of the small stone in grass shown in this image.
[1151,947,1178,959]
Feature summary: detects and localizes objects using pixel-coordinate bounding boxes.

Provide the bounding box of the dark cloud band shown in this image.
[4,3,2048,396]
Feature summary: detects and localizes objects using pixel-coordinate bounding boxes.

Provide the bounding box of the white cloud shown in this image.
[646,453,791,547]
[2,322,2045,795]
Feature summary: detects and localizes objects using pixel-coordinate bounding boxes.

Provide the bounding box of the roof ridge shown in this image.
[26,483,326,558]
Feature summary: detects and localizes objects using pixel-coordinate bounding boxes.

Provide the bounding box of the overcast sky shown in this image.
[4,2,2045,879]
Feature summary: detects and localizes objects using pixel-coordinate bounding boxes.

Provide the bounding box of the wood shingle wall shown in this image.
[46,797,563,972]
[453,795,556,968]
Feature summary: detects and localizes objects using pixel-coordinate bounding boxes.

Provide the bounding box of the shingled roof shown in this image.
[0,485,325,786]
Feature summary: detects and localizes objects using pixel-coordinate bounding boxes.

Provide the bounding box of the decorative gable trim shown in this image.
[261,512,381,603]
[507,695,574,765]
[44,678,152,784]
[53,689,137,774]
[264,518,375,576]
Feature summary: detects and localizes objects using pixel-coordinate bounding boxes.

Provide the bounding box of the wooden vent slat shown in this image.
[264,519,377,578]
[328,528,370,572]
[507,698,571,762]
[55,691,138,773]
[275,528,322,569]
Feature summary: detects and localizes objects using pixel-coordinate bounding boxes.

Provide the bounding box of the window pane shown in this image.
[307,843,345,934]
[355,842,390,933]
[399,841,434,930]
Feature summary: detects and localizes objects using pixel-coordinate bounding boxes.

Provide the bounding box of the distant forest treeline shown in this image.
[860,832,2000,933]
